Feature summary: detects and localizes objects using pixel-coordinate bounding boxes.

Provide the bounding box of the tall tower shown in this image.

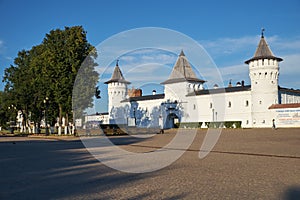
[104,61,130,121]
[161,50,205,124]
[245,30,283,127]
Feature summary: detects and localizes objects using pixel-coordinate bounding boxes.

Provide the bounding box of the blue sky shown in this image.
[1,0,300,113]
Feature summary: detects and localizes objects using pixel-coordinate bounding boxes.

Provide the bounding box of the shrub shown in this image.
[175,122,203,128]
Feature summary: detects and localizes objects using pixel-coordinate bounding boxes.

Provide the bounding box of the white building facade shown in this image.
[98,33,300,128]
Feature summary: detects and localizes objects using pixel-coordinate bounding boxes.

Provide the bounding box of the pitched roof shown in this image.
[104,63,131,84]
[186,85,251,96]
[121,94,165,102]
[268,103,300,109]
[245,35,283,64]
[279,86,300,94]
[161,50,205,84]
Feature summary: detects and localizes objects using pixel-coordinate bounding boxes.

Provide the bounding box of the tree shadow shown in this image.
[0,138,187,199]
[283,187,300,200]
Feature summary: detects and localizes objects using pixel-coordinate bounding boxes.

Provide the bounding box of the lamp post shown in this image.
[43,97,49,135]
[8,104,16,134]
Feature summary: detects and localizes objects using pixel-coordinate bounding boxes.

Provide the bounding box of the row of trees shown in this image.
[0,26,99,134]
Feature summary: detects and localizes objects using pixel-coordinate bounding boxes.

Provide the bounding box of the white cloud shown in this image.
[200,35,260,56]
[280,53,300,74]
[219,64,249,86]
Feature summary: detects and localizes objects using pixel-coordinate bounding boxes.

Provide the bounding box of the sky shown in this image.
[0,0,300,113]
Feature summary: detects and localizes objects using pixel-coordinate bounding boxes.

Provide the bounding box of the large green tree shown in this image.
[2,26,98,133]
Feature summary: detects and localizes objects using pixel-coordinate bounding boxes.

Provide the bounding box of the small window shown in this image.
[228,101,231,108]
[259,100,262,104]
[193,104,196,110]
[246,120,249,124]
[210,103,212,108]
[245,100,249,107]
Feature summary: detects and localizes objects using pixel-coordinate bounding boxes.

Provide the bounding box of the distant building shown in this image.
[92,32,300,128]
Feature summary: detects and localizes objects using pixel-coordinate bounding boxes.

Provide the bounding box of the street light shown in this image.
[8,104,16,134]
[43,97,49,135]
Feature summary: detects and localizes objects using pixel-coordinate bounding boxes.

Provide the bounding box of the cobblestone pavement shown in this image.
[0,128,299,199]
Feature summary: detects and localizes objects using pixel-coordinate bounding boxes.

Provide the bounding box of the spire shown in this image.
[179,49,185,56]
[161,50,205,84]
[245,30,283,64]
[104,61,131,84]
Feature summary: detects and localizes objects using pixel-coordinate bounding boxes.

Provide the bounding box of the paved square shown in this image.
[0,128,299,199]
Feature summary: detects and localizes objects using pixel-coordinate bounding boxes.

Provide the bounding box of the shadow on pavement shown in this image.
[0,138,185,199]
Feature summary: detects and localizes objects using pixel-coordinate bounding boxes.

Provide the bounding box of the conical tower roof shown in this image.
[104,61,131,84]
[161,50,205,84]
[245,32,283,64]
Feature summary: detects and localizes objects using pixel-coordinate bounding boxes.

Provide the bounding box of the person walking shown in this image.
[272,119,276,130]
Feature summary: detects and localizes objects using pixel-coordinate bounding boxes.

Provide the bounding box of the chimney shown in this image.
[152,90,156,95]
[128,87,142,97]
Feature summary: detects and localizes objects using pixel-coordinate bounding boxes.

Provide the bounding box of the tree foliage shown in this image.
[1,26,98,129]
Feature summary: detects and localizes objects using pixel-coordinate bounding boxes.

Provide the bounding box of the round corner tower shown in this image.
[104,62,130,115]
[245,30,283,127]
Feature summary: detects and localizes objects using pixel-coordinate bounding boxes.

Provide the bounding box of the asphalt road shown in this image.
[0,128,299,199]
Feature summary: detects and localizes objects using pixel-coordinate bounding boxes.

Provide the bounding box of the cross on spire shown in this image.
[261,28,265,38]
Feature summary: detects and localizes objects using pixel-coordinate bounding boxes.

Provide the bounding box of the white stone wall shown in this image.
[182,90,252,128]
[85,114,109,125]
[128,98,163,127]
[280,92,300,104]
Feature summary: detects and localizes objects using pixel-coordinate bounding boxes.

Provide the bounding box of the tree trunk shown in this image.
[64,113,69,135]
